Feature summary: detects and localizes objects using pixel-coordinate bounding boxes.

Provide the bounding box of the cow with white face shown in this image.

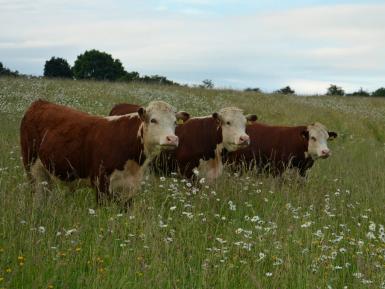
[304,122,336,159]
[138,101,179,155]
[213,107,251,151]
[226,121,338,177]
[20,100,181,207]
[109,104,257,182]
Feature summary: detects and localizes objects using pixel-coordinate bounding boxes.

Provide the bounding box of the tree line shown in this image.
[1,49,385,96]
[244,84,385,97]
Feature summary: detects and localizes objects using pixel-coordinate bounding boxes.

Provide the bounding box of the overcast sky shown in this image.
[1,0,384,94]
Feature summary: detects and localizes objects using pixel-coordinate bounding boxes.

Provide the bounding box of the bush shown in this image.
[72,49,126,81]
[44,57,73,78]
[200,79,214,89]
[139,75,178,85]
[244,87,261,93]
[0,62,19,76]
[372,87,385,97]
[348,88,370,97]
[118,71,140,82]
[275,86,295,95]
[326,84,345,96]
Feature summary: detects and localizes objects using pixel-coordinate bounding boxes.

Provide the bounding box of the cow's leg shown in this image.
[92,172,111,206]
[30,158,52,205]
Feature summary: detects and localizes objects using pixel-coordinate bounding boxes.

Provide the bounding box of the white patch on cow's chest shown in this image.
[196,144,224,183]
[109,160,143,201]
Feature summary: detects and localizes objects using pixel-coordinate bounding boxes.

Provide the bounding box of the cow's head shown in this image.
[301,122,338,159]
[138,101,181,155]
[213,107,257,151]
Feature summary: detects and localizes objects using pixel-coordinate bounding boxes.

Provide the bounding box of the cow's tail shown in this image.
[20,101,44,175]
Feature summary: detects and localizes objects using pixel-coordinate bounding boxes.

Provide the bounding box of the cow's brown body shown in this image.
[20,100,175,204]
[154,116,223,178]
[226,123,314,176]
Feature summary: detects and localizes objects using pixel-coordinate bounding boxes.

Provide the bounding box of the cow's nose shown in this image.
[321,149,330,157]
[165,135,179,146]
[239,135,250,145]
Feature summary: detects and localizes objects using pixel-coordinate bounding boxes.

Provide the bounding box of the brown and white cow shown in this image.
[225,122,338,177]
[109,103,257,182]
[20,99,181,206]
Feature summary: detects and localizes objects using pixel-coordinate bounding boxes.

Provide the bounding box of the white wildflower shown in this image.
[251,216,260,222]
[235,228,243,234]
[88,208,96,215]
[170,206,177,211]
[38,226,46,234]
[64,228,77,236]
[228,200,236,211]
[159,220,168,228]
[265,272,272,277]
[257,252,266,261]
[314,230,324,238]
[366,231,376,240]
[216,237,227,244]
[301,221,312,228]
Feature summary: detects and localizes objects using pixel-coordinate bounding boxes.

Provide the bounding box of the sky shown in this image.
[1,0,384,94]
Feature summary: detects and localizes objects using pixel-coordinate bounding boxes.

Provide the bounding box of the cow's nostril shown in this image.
[166,135,178,144]
[240,135,250,143]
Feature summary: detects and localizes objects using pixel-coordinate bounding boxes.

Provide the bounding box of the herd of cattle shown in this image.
[20,99,337,207]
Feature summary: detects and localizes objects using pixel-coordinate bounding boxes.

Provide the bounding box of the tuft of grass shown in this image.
[1,77,385,289]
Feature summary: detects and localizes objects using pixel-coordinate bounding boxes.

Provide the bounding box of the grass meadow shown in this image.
[0,76,384,289]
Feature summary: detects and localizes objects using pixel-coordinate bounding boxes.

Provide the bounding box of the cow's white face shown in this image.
[215,107,252,152]
[305,122,337,159]
[139,101,179,156]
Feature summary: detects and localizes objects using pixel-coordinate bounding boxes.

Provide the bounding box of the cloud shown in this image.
[0,2,384,93]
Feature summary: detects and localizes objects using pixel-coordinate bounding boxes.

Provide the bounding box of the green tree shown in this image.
[244,87,261,93]
[0,62,18,76]
[44,57,73,78]
[372,87,385,97]
[72,50,125,81]
[326,84,345,96]
[276,86,295,95]
[349,88,370,97]
[119,71,140,82]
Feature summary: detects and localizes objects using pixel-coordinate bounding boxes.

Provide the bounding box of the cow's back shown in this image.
[109,103,141,116]
[20,100,100,180]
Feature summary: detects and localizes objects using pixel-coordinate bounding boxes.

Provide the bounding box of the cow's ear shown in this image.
[138,107,146,121]
[246,114,258,124]
[328,131,338,140]
[301,129,309,140]
[212,112,221,124]
[176,111,190,124]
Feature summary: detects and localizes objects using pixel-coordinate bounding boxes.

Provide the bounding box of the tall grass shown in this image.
[0,77,384,289]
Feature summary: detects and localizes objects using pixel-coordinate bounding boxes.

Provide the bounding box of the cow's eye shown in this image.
[150,118,157,124]
[311,136,317,141]
[226,121,231,125]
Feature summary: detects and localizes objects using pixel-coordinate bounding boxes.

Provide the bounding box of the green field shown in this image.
[0,77,384,289]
